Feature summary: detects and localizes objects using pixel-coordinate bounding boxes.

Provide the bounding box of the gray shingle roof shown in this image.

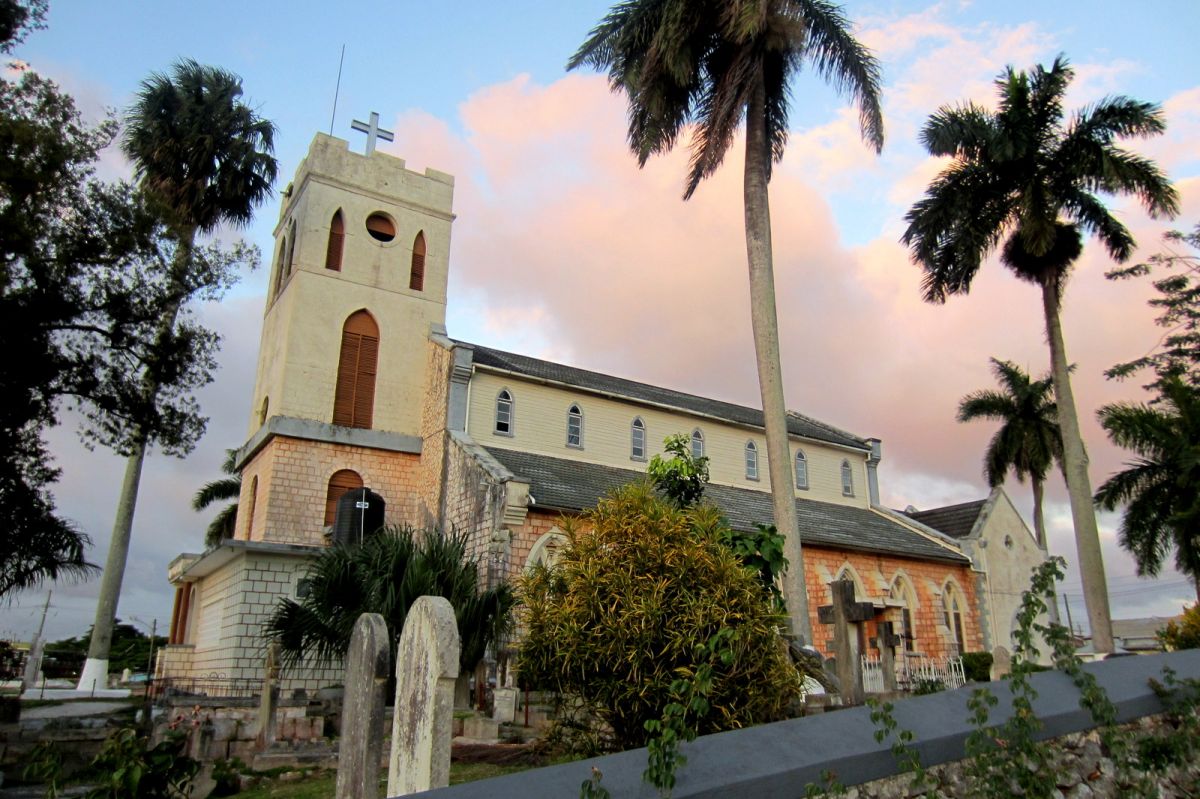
[902,500,988,540]
[463,342,868,451]
[485,447,968,565]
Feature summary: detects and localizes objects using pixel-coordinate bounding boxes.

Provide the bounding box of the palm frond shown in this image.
[204,502,237,548]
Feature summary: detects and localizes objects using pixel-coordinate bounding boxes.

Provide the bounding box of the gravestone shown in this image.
[336,613,391,799]
[991,645,1012,681]
[387,596,461,796]
[872,621,902,692]
[256,642,280,750]
[818,580,874,706]
[493,687,518,724]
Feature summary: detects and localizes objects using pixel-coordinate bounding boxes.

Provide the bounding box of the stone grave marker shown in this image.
[991,645,1012,681]
[387,596,461,796]
[255,641,280,750]
[871,620,902,692]
[817,579,875,706]
[336,613,391,799]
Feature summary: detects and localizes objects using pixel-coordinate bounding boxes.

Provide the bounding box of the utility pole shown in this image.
[1063,593,1076,638]
[21,592,51,692]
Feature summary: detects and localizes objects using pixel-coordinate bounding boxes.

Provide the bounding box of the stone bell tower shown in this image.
[232,131,456,545]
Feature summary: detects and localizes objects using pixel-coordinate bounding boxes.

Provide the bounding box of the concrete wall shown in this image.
[466,370,870,507]
[412,650,1200,799]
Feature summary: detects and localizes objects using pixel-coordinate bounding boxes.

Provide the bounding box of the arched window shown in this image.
[841,459,854,496]
[410,231,426,291]
[691,428,705,460]
[745,441,759,480]
[284,220,297,277]
[943,583,966,655]
[795,451,809,489]
[324,469,363,526]
[890,575,917,653]
[244,476,258,540]
[325,210,345,271]
[273,235,288,297]
[494,390,513,435]
[566,404,583,448]
[631,417,646,460]
[333,311,379,429]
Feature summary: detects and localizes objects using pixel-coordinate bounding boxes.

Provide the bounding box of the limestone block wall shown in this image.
[163,551,342,693]
[238,436,421,545]
[440,434,506,575]
[466,370,871,507]
[417,338,454,529]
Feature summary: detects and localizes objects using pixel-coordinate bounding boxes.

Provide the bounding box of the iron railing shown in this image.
[152,673,263,702]
[862,654,966,693]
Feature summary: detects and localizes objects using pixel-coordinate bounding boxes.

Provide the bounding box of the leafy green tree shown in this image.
[265,527,514,679]
[192,449,240,547]
[1,67,243,598]
[82,60,277,685]
[1159,604,1200,651]
[569,0,884,644]
[647,433,710,509]
[1106,222,1200,388]
[519,481,800,750]
[1095,378,1200,601]
[49,621,166,676]
[958,358,1063,549]
[901,56,1178,653]
[0,0,45,52]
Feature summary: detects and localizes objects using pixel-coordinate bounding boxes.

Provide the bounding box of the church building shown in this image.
[156,131,1038,692]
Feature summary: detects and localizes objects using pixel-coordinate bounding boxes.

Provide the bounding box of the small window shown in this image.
[890,576,917,653]
[325,210,345,271]
[273,235,288,296]
[745,441,758,480]
[495,390,513,435]
[244,476,258,540]
[566,404,583,448]
[296,578,313,599]
[691,429,705,460]
[795,451,808,489]
[631,417,646,460]
[366,212,396,242]
[285,220,297,276]
[943,584,965,655]
[841,459,854,496]
[410,231,426,291]
[258,396,269,427]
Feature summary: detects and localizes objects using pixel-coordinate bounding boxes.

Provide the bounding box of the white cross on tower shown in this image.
[351,111,394,155]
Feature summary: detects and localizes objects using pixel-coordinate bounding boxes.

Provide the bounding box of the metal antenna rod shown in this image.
[329,44,346,135]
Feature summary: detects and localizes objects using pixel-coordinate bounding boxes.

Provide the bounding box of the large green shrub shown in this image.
[960,651,994,682]
[518,481,800,749]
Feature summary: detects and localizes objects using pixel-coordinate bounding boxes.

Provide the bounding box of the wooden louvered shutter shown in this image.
[409,231,426,291]
[324,469,363,526]
[333,311,379,428]
[325,211,345,271]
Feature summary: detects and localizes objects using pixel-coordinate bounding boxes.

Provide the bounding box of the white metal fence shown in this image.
[862,654,966,693]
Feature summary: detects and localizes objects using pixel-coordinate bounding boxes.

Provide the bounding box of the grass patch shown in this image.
[235,757,553,798]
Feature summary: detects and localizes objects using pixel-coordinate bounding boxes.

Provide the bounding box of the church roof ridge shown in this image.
[459,341,870,451]
[900,498,989,540]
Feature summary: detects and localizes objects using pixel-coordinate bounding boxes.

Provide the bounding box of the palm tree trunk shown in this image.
[1041,277,1113,653]
[79,230,195,689]
[1032,478,1047,550]
[744,75,812,644]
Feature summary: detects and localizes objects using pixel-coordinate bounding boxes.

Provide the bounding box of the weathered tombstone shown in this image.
[493,686,518,724]
[256,642,281,750]
[336,613,391,799]
[990,645,1012,681]
[387,596,461,796]
[817,580,874,706]
[873,621,902,692]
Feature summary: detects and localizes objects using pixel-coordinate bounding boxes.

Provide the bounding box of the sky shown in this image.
[3,0,1199,643]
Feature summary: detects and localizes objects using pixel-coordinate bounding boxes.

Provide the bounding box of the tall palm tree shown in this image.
[192,449,241,548]
[959,358,1063,550]
[80,60,276,689]
[569,0,884,643]
[1095,378,1200,602]
[902,56,1178,653]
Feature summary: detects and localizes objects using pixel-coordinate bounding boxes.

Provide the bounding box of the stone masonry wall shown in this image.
[417,337,454,529]
[441,435,507,580]
[238,436,421,546]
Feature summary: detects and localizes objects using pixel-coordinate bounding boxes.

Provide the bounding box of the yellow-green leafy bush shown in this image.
[1159,604,1200,651]
[518,481,800,749]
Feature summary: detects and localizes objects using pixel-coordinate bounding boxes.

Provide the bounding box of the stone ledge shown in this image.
[412,650,1200,798]
[235,416,421,470]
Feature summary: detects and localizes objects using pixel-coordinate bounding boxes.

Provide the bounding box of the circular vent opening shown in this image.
[366,213,396,242]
